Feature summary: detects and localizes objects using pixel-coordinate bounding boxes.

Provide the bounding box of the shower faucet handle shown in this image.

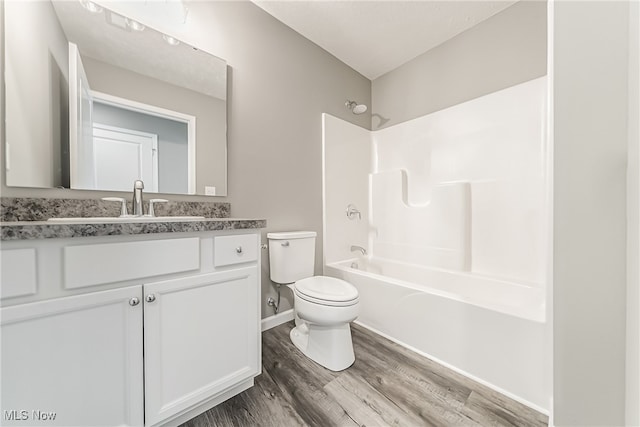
[346,204,362,220]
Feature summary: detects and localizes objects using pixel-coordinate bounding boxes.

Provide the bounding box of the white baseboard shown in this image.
[261,309,294,332]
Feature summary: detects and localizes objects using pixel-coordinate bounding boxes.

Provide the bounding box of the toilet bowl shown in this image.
[267,231,360,371]
[289,276,359,371]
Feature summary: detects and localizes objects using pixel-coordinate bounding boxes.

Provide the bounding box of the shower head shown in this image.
[345,100,368,115]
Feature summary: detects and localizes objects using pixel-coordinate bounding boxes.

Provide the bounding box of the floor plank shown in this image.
[461,391,548,427]
[182,368,305,427]
[181,322,549,427]
[324,370,427,427]
[261,323,358,426]
[350,325,480,426]
[262,321,339,387]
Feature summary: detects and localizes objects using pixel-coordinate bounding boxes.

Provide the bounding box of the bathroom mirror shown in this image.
[4,0,227,196]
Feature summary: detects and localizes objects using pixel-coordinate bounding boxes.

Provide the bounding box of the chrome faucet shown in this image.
[346,204,362,220]
[132,180,145,216]
[350,245,367,256]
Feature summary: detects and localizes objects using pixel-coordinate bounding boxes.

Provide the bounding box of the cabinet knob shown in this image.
[236,246,243,254]
[146,294,156,303]
[129,297,140,306]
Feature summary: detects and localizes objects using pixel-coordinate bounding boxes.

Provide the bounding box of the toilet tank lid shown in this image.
[267,231,317,240]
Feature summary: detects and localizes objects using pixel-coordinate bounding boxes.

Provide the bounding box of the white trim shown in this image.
[91,91,193,124]
[69,42,96,190]
[93,122,158,140]
[187,117,196,195]
[321,114,329,270]
[69,44,79,189]
[545,1,555,424]
[261,309,295,332]
[91,91,197,194]
[353,320,550,416]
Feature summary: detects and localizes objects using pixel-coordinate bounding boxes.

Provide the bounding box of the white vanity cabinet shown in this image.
[1,286,145,427]
[143,267,259,426]
[0,230,262,427]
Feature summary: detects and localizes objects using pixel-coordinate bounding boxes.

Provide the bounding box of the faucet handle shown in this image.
[101,197,128,217]
[346,204,362,220]
[148,199,168,217]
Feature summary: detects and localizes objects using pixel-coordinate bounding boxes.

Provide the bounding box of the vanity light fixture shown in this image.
[79,0,103,14]
[125,18,146,32]
[162,34,181,46]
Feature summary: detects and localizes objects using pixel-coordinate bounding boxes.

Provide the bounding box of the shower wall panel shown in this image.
[322,114,371,265]
[372,77,548,286]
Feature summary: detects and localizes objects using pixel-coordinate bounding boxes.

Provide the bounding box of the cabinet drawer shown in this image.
[1,248,37,300]
[64,238,200,289]
[214,234,258,267]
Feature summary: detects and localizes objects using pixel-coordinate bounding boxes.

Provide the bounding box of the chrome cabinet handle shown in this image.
[129,297,140,306]
[146,294,156,303]
[236,246,243,254]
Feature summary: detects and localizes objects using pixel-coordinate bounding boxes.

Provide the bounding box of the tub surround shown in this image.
[0,197,265,241]
[322,77,550,411]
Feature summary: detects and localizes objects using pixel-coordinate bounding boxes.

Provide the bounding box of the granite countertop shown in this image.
[1,218,267,241]
[0,198,265,241]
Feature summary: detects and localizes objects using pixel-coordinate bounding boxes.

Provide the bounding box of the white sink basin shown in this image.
[47,216,205,224]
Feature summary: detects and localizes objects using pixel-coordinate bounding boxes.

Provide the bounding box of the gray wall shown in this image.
[553,1,630,425]
[92,102,189,194]
[197,2,371,315]
[371,0,547,129]
[4,1,68,188]
[83,57,226,196]
[0,1,371,318]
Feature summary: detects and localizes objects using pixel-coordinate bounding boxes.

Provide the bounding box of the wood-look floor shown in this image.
[182,322,548,427]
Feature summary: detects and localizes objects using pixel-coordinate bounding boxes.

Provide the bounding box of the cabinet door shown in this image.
[1,286,144,427]
[143,267,260,426]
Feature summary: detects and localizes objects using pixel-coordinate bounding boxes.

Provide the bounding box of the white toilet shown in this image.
[267,231,360,371]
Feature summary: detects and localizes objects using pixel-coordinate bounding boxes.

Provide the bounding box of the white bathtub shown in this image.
[325,257,550,413]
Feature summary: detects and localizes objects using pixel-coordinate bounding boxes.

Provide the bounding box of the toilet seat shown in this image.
[294,276,359,307]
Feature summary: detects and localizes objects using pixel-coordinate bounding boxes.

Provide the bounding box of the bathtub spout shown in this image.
[350,245,367,256]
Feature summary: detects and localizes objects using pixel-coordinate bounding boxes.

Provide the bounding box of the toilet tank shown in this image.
[267,231,317,284]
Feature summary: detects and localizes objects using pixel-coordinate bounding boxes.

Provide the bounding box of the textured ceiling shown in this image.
[53,0,227,100]
[252,0,519,80]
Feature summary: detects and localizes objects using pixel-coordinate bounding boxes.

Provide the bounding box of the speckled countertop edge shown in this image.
[1,197,231,222]
[1,218,267,241]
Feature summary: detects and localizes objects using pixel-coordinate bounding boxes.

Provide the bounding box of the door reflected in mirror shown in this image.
[4,0,227,195]
[90,95,194,194]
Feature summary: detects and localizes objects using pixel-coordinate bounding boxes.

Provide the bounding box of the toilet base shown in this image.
[289,322,355,371]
